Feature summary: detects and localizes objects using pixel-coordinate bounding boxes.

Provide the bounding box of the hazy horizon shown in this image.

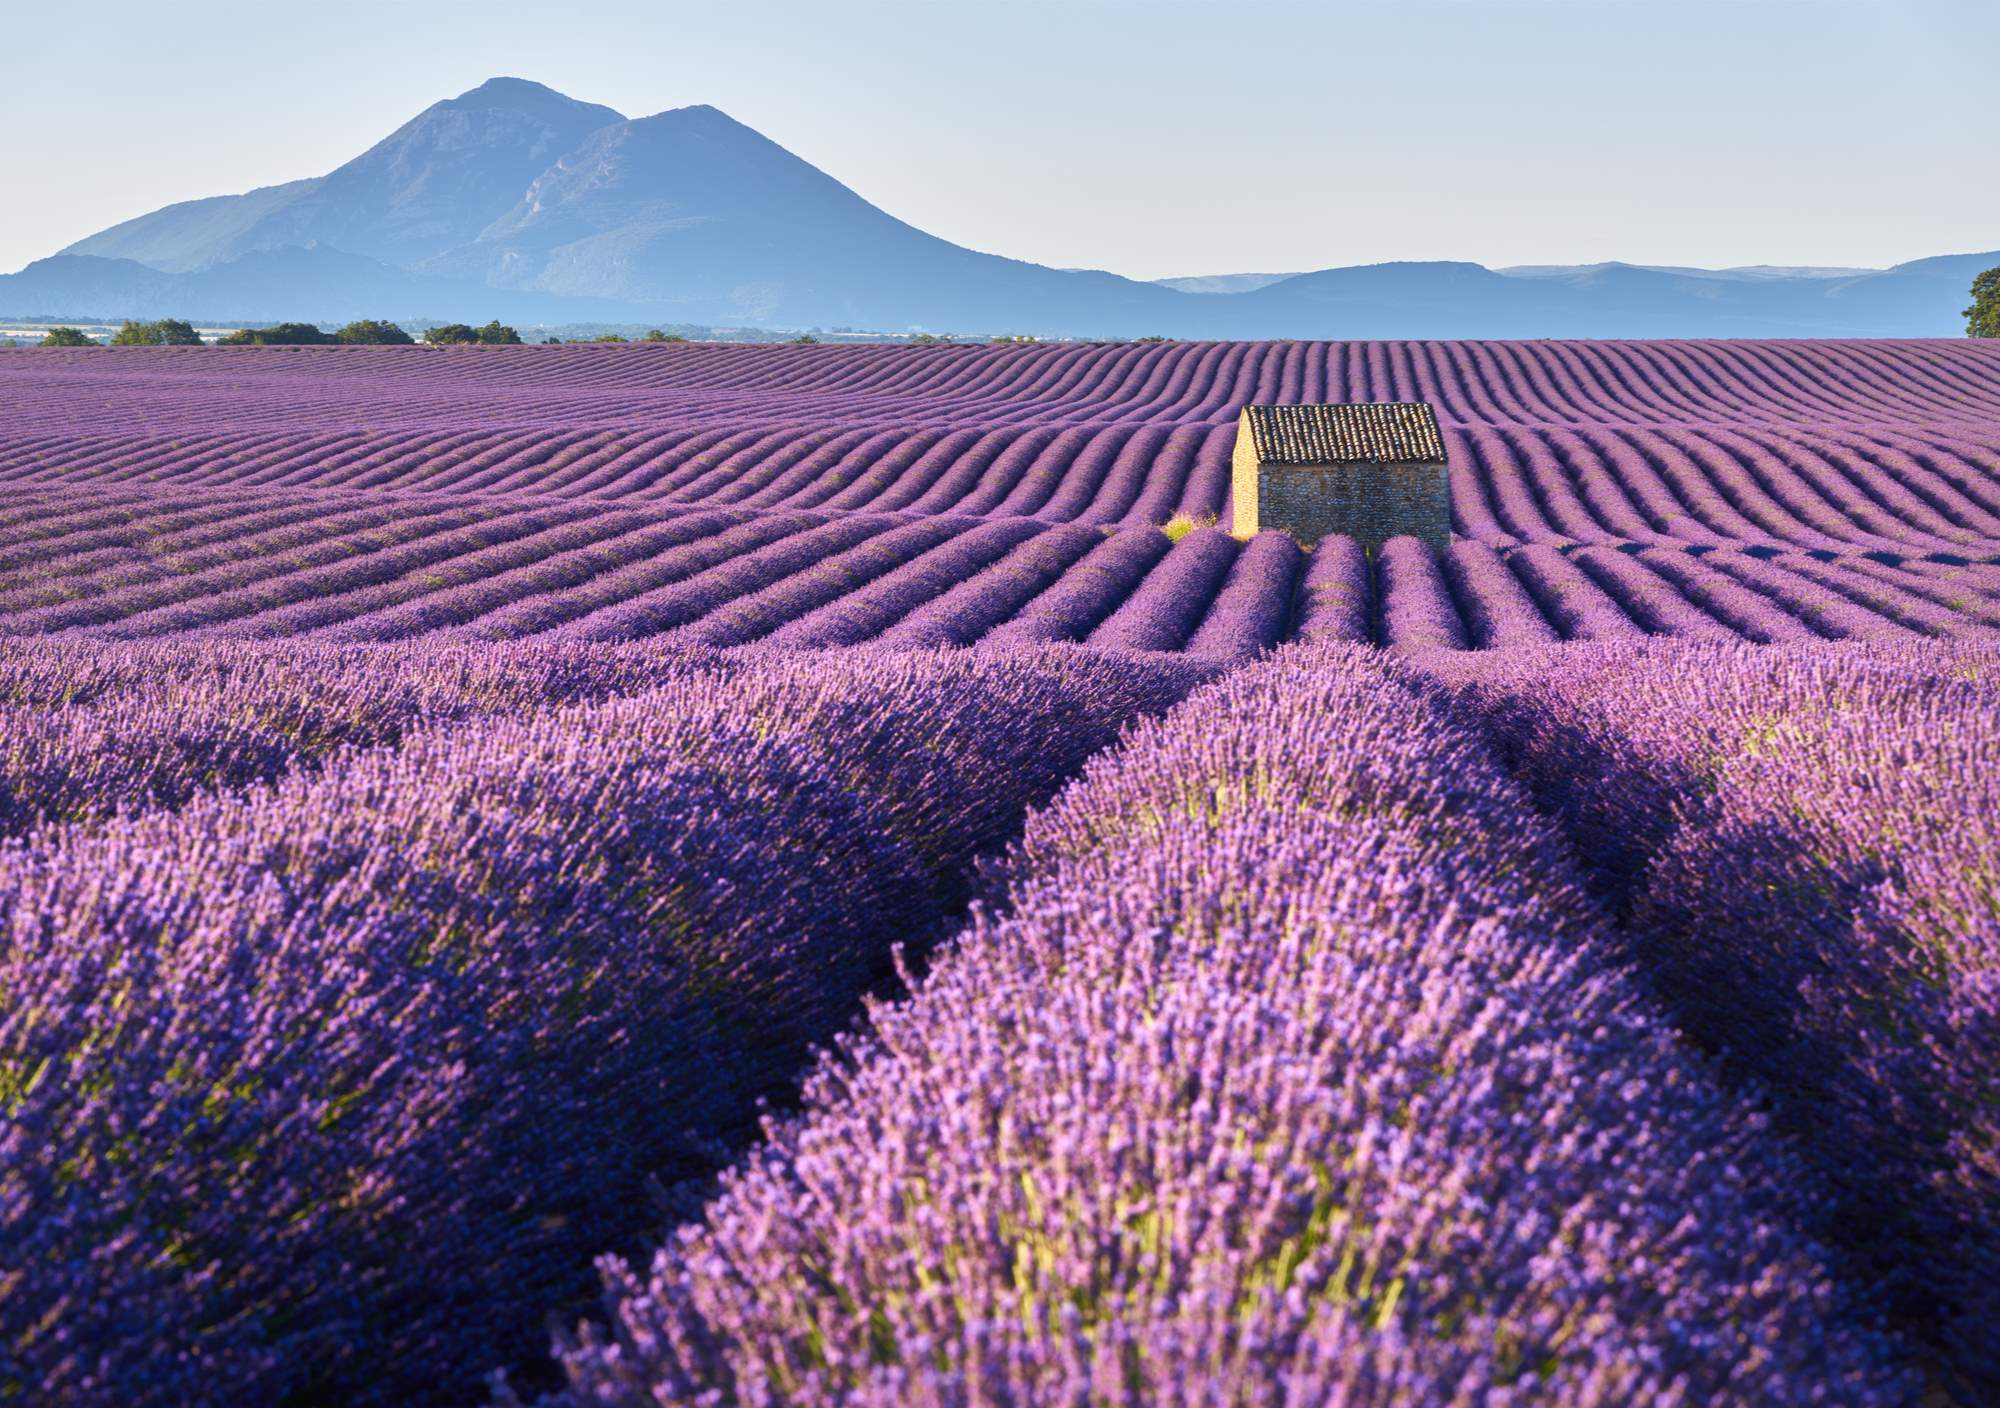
[7,0,1996,282]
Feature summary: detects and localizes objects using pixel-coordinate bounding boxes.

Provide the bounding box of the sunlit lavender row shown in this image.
[1429,638,2000,1396]
[529,642,1921,1406]
[0,644,1211,1405]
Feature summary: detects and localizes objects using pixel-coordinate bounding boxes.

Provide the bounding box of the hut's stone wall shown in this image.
[1230,403,1453,551]
[1254,461,1451,553]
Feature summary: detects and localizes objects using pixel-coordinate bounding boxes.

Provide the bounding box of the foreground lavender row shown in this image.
[0,645,1212,1405]
[0,638,734,838]
[4,632,1990,1404]
[2,484,1995,650]
[533,643,1914,1406]
[4,341,2000,552]
[1429,639,2000,1398]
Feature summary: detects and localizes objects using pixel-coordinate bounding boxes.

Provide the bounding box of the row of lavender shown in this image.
[6,637,1990,1400]
[1430,639,2000,1398]
[4,415,1998,554]
[10,338,2000,428]
[526,641,1951,1406]
[0,638,724,838]
[0,644,1214,1406]
[2,486,1995,650]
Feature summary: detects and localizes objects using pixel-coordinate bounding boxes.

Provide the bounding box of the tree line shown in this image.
[27,320,717,347]
[30,319,532,347]
[23,269,1997,346]
[222,319,525,345]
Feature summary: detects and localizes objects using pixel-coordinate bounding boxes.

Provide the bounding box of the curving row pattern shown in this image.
[2,342,1998,553]
[1,482,1993,650]
[8,338,2000,424]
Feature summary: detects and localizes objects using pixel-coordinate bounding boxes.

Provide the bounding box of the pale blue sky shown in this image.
[5,0,1995,279]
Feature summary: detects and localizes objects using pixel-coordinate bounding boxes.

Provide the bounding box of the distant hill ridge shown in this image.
[7,77,1992,337]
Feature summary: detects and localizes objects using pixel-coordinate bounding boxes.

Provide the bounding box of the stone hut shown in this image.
[1231,402,1450,552]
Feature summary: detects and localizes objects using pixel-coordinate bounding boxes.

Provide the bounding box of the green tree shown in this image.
[787,333,819,344]
[39,326,96,347]
[591,332,627,343]
[219,322,329,345]
[423,323,479,345]
[111,318,202,346]
[477,320,523,345]
[1968,267,2000,339]
[333,319,414,345]
[907,332,953,346]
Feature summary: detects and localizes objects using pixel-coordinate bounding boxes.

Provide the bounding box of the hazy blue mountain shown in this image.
[1507,253,1998,337]
[61,78,624,273]
[18,77,1995,337]
[421,103,1191,332]
[1153,272,1304,295]
[0,248,636,325]
[57,180,324,276]
[1202,254,1999,338]
[1496,263,1876,282]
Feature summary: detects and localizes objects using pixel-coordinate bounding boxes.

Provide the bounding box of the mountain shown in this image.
[1485,254,1999,337]
[1496,263,1876,282]
[14,77,1994,337]
[1168,254,1998,339]
[417,102,1191,331]
[0,248,640,325]
[63,78,625,272]
[1153,272,1304,295]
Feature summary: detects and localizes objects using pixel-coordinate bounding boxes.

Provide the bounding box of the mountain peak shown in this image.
[61,77,626,275]
[444,76,624,120]
[627,103,749,133]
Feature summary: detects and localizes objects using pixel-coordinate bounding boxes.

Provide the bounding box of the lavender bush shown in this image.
[1376,535,1467,650]
[0,637,719,838]
[1085,524,1238,653]
[1440,540,1559,649]
[1432,638,2000,1395]
[876,522,1104,649]
[980,527,1173,647]
[1183,529,1301,661]
[0,645,1207,1407]
[1291,533,1372,643]
[533,643,1911,1407]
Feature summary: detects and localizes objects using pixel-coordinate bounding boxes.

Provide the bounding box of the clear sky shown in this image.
[6,0,1996,280]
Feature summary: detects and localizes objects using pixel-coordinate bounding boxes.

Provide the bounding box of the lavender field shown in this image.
[1,338,1996,1407]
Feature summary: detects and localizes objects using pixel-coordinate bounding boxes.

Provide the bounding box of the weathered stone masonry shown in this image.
[1231,402,1450,552]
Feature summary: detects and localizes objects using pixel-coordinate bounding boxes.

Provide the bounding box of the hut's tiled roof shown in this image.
[1241,402,1447,465]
